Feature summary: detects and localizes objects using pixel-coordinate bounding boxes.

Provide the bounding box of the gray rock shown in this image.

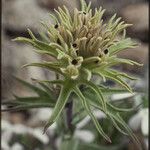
[2,0,52,32]
[93,0,147,17]
[118,41,148,75]
[37,0,78,12]
[120,3,148,42]
[2,34,47,98]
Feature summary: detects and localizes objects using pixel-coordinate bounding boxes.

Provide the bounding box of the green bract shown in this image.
[6,0,142,145]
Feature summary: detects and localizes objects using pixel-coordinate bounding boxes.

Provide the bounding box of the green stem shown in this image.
[66,100,74,135]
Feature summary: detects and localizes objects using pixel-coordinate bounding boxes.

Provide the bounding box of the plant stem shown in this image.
[48,133,58,150]
[66,100,74,135]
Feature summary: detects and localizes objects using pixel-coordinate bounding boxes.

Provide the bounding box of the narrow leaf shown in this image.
[23,62,63,75]
[109,38,137,55]
[13,76,50,97]
[74,87,111,143]
[80,0,88,12]
[100,70,133,93]
[81,80,107,112]
[43,82,72,133]
[114,113,142,149]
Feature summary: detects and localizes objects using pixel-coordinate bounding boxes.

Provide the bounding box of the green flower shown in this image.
[11,0,142,144]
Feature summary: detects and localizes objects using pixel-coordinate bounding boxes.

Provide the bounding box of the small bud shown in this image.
[76,50,79,55]
[57,38,61,45]
[104,49,109,54]
[72,43,77,48]
[72,59,78,65]
[99,54,102,58]
[54,24,59,29]
[94,60,99,64]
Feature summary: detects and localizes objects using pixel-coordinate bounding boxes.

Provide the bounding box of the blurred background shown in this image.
[1,0,149,150]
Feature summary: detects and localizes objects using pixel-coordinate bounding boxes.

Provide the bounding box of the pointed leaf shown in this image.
[13,76,51,97]
[23,62,63,75]
[100,70,133,92]
[83,87,135,112]
[108,114,128,135]
[81,80,107,112]
[72,108,86,125]
[109,57,143,67]
[2,103,53,111]
[113,113,141,149]
[109,38,137,55]
[13,33,58,58]
[80,0,88,12]
[43,82,73,133]
[74,87,111,143]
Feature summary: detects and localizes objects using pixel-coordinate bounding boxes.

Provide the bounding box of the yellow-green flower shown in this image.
[12,0,142,144]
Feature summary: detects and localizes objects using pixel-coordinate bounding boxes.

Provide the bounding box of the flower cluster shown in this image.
[11,0,142,144]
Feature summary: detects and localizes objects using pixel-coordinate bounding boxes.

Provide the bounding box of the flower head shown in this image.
[12,0,142,145]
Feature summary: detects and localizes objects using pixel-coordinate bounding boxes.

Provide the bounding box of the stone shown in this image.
[2,34,47,99]
[37,0,78,12]
[117,42,148,75]
[94,0,146,18]
[121,3,148,42]
[2,0,52,33]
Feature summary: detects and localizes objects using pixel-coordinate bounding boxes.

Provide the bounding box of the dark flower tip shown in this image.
[57,38,61,45]
[104,49,109,54]
[71,59,78,65]
[76,50,79,55]
[72,43,77,48]
[94,60,99,64]
[54,24,59,29]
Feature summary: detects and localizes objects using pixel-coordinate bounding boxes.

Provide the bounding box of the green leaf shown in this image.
[31,78,56,97]
[82,92,140,145]
[80,68,92,81]
[2,95,55,111]
[2,76,58,111]
[23,62,64,75]
[14,36,58,58]
[43,81,73,133]
[13,76,52,97]
[13,28,59,58]
[81,80,107,112]
[38,30,50,43]
[108,114,128,135]
[108,57,143,67]
[100,88,128,94]
[74,87,111,143]
[48,13,59,24]
[72,108,86,125]
[80,0,88,12]
[113,113,142,149]
[100,69,133,93]
[108,69,138,80]
[83,87,135,112]
[2,101,53,111]
[7,95,54,104]
[107,102,140,112]
[109,38,137,55]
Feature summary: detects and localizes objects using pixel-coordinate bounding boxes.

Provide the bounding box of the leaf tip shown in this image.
[43,121,53,134]
[105,136,112,143]
[21,64,29,69]
[11,37,22,42]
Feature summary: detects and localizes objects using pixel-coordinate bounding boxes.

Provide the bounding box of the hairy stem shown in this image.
[66,100,73,131]
[65,100,74,135]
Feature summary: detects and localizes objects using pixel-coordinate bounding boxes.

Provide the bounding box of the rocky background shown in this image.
[1,0,149,150]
